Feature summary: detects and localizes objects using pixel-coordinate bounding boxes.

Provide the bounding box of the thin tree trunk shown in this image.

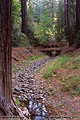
[72,0,75,19]
[21,0,27,36]
[76,0,80,32]
[52,0,54,32]
[64,0,67,36]
[39,0,42,22]
[67,0,73,46]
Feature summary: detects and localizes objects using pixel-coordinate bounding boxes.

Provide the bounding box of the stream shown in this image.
[12,56,56,120]
[28,98,50,120]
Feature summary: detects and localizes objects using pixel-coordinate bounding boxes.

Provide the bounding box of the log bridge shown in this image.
[38,48,62,56]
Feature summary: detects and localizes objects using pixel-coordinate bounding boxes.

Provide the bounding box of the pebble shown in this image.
[15,87,23,91]
[12,57,56,119]
[50,88,53,91]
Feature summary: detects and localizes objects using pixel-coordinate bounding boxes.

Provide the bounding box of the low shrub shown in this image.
[12,24,30,48]
[42,55,80,79]
[42,55,70,78]
[61,76,80,95]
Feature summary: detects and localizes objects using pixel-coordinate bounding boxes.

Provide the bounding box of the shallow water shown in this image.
[28,98,50,120]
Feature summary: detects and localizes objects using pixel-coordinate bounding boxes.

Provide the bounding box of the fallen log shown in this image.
[38,48,61,52]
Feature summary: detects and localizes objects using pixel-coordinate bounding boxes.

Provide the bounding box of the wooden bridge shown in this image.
[38,48,62,56]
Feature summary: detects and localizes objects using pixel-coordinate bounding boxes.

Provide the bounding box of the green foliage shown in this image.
[12,88,14,92]
[35,9,53,44]
[41,53,80,95]
[27,8,35,40]
[30,0,57,45]
[42,55,71,79]
[55,0,65,42]
[15,99,20,105]
[12,0,21,25]
[42,54,80,79]
[33,3,41,23]
[12,0,78,46]
[12,0,31,47]
[63,57,80,70]
[55,0,77,44]
[12,64,17,69]
[27,55,47,62]
[42,63,59,79]
[61,35,67,44]
[12,24,30,47]
[61,76,80,95]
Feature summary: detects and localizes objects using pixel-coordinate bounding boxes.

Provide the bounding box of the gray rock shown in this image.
[15,87,23,91]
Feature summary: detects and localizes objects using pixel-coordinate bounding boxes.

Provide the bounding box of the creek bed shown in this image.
[12,56,56,119]
[28,98,50,120]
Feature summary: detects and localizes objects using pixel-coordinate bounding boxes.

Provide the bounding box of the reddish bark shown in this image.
[76,0,80,32]
[67,0,73,46]
[0,0,18,116]
[21,0,27,36]
[0,0,12,104]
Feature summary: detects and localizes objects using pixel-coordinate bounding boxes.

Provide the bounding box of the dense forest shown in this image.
[0,0,80,119]
[12,0,80,48]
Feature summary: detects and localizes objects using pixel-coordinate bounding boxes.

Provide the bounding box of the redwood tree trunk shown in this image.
[67,0,73,46]
[76,0,80,32]
[0,0,18,116]
[0,0,12,103]
[21,0,27,36]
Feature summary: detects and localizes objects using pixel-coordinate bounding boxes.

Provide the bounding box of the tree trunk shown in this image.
[76,0,80,32]
[71,0,75,19]
[21,0,27,36]
[64,0,67,36]
[52,0,54,32]
[0,0,18,116]
[67,0,73,46]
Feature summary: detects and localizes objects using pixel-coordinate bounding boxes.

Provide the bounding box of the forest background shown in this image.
[12,0,80,48]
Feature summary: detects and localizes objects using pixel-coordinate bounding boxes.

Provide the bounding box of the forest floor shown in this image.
[12,45,80,120]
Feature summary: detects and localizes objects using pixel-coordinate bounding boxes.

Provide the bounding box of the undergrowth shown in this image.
[41,54,80,95]
[61,75,80,95]
[26,55,47,62]
[42,55,80,78]
[42,55,71,78]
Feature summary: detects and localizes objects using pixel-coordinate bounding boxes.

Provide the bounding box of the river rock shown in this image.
[12,56,56,119]
[15,87,23,91]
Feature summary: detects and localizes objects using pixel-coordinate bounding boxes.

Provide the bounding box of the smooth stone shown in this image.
[15,87,23,91]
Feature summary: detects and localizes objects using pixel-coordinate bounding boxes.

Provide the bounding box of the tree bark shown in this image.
[21,0,27,36]
[67,0,73,46]
[64,0,67,36]
[52,0,54,32]
[76,0,80,32]
[0,0,18,116]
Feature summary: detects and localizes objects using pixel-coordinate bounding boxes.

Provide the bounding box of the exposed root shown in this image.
[0,96,19,116]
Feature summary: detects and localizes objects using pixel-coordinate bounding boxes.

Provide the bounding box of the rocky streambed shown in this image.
[12,57,56,120]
